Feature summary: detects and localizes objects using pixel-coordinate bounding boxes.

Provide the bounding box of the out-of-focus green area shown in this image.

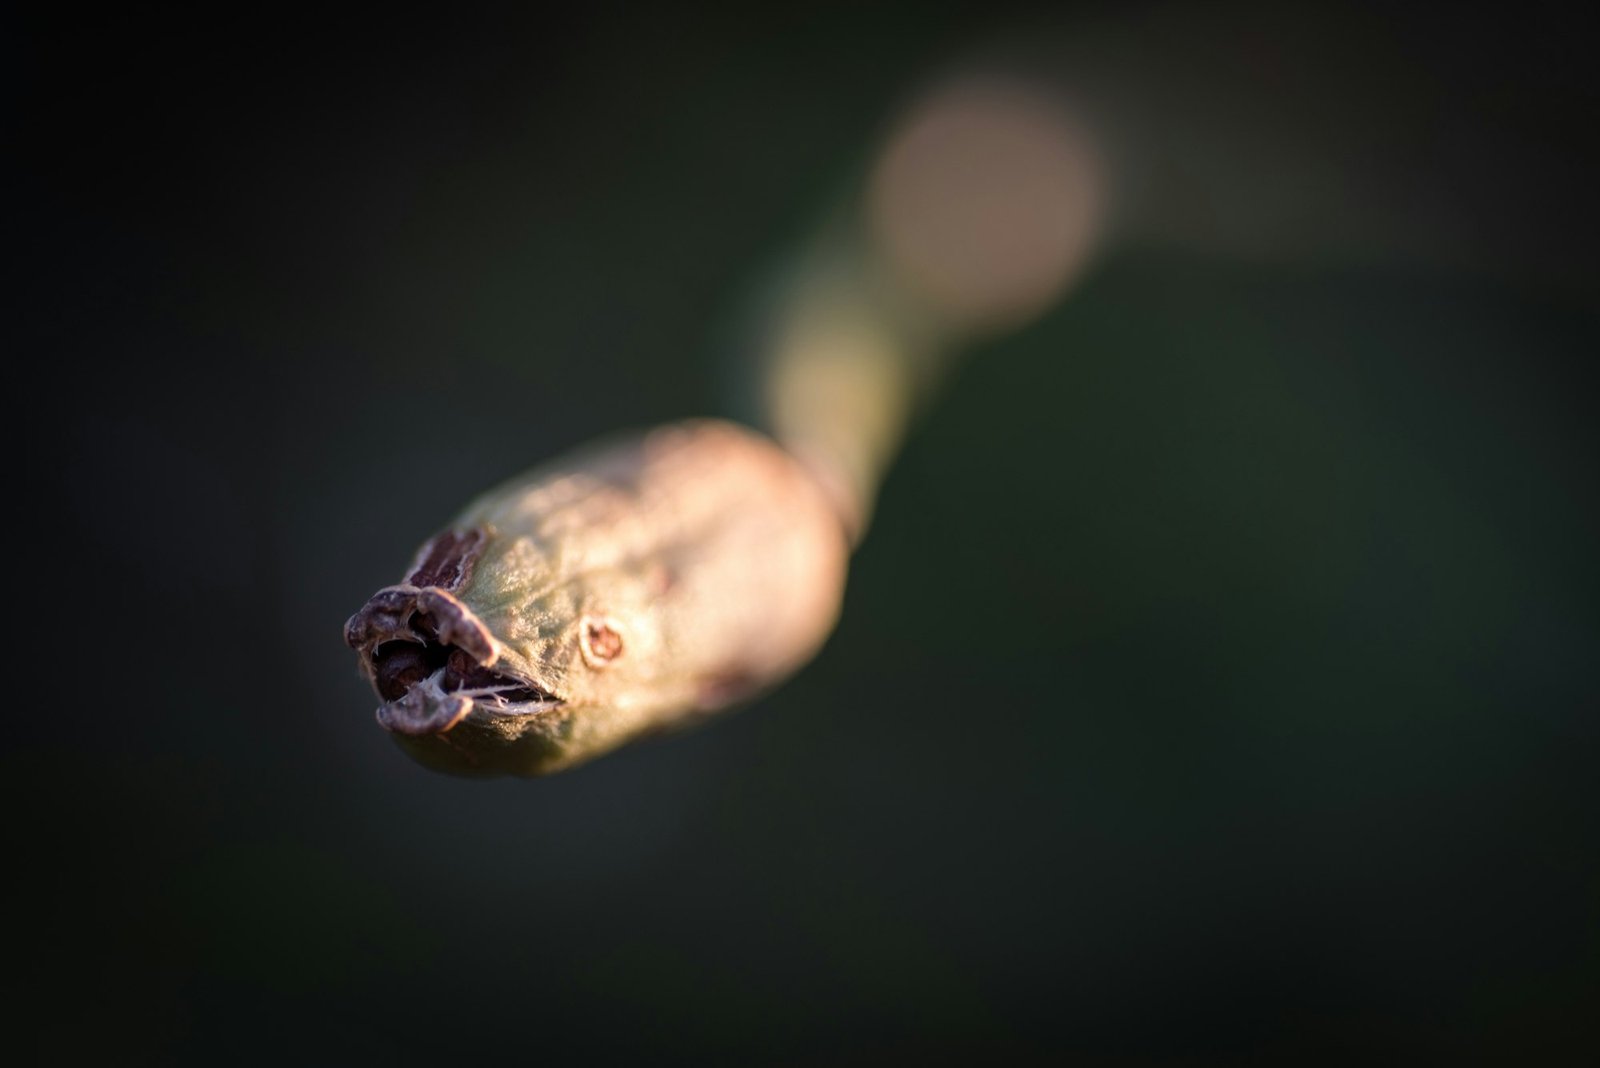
[13,3,1597,1063]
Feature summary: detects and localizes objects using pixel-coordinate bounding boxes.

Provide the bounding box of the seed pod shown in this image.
[345,420,849,777]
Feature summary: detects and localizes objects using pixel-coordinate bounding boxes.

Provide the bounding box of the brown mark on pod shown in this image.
[580,617,624,667]
[405,527,487,590]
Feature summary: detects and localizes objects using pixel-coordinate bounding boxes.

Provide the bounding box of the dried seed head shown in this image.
[346,420,850,777]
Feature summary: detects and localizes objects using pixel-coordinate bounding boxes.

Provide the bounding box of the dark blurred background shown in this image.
[12,3,1598,1063]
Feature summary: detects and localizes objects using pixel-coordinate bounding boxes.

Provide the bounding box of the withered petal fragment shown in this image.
[343,585,499,667]
[345,581,530,738]
[375,684,473,736]
[414,588,499,666]
[342,587,419,651]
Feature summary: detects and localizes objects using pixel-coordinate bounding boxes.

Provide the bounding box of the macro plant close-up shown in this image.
[15,3,1599,1063]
